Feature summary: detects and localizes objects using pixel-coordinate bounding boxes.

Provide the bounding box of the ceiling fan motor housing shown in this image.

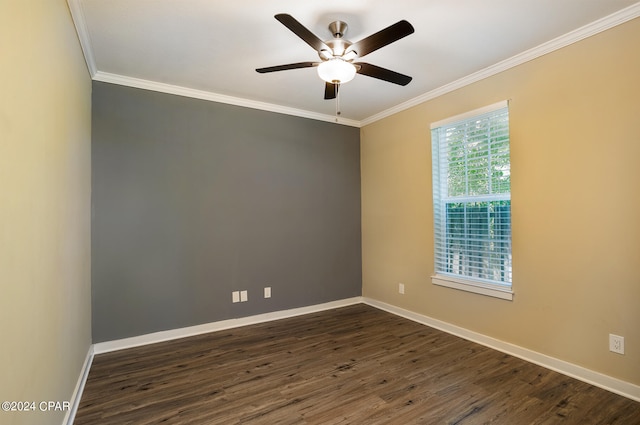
[320,21,354,59]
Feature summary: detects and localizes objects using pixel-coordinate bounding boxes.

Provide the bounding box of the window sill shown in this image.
[432,274,513,301]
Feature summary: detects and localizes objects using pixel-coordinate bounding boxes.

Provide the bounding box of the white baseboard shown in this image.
[63,345,94,425]
[363,297,640,402]
[93,297,363,354]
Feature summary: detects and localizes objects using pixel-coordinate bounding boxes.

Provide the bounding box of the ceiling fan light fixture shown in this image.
[317,58,356,84]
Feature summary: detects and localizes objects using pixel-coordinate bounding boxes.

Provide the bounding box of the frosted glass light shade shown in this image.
[317,59,356,84]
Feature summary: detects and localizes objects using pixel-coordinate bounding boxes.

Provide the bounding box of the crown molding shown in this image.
[94,71,361,127]
[360,2,640,126]
[67,0,97,76]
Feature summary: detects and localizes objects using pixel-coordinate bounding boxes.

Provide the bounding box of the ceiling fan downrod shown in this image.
[335,83,341,118]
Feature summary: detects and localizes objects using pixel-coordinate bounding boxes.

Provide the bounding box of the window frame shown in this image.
[430,101,513,301]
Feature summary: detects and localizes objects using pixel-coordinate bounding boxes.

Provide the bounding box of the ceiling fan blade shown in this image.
[348,20,414,58]
[256,62,319,73]
[275,14,330,52]
[355,62,412,86]
[324,82,338,100]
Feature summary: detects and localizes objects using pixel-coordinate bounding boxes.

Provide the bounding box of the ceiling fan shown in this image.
[256,14,415,101]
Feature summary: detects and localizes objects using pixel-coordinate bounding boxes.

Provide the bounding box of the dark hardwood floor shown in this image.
[75,304,640,424]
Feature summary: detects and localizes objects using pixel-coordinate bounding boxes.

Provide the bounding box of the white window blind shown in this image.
[431,101,512,298]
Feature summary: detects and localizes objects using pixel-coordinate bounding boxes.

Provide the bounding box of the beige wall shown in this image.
[0,1,92,425]
[361,18,640,385]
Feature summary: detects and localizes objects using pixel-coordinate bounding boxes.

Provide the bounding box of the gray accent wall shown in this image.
[92,82,362,342]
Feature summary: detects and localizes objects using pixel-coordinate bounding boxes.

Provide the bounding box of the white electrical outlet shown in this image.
[264,287,271,298]
[240,290,248,302]
[232,291,240,303]
[399,283,405,294]
[609,334,625,354]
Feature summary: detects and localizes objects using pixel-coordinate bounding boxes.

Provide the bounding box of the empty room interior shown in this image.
[2,1,639,424]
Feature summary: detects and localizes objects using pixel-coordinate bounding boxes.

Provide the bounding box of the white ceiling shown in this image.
[69,0,639,125]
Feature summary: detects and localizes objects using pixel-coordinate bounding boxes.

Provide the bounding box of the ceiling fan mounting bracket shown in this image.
[328,21,348,38]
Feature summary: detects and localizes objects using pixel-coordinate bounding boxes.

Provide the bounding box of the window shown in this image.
[431,101,512,300]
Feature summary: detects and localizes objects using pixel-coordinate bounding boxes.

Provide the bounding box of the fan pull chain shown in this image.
[335,83,341,121]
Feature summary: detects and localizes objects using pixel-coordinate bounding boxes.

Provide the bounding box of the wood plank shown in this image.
[74,304,640,424]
